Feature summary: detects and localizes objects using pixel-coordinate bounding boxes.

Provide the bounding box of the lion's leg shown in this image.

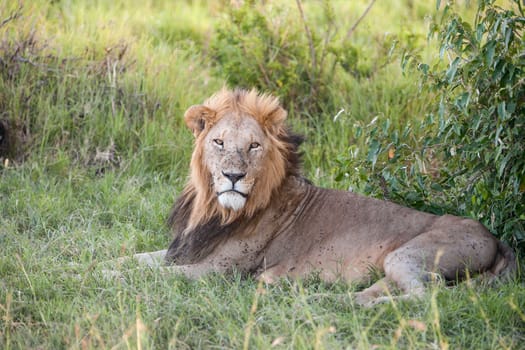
[353,256,433,307]
[105,249,169,268]
[103,249,224,280]
[257,265,289,284]
[133,249,168,267]
[133,250,238,278]
[356,224,499,306]
[159,263,217,279]
[101,249,168,279]
[354,277,394,306]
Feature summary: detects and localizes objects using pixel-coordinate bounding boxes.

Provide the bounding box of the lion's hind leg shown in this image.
[355,221,500,307]
[354,234,449,307]
[353,270,437,307]
[354,277,397,306]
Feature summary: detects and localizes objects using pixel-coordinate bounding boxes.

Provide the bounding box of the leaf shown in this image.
[498,153,511,178]
[418,63,429,75]
[431,183,444,192]
[476,23,485,42]
[492,59,505,81]
[354,126,362,139]
[446,57,461,83]
[497,101,507,120]
[504,25,513,49]
[457,92,470,112]
[494,124,503,148]
[438,99,446,123]
[484,40,496,67]
[367,139,381,167]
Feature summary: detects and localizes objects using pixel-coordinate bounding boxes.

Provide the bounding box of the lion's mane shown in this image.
[166,88,303,264]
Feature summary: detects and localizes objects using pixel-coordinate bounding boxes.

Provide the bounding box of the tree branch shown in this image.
[0,4,23,29]
[345,0,377,41]
[295,0,317,92]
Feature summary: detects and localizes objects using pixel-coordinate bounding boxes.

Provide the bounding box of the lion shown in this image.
[127,88,515,306]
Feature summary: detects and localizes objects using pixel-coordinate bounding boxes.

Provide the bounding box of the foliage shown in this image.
[0,2,212,176]
[209,0,367,113]
[0,10,140,162]
[335,114,453,214]
[426,0,525,249]
[337,0,525,252]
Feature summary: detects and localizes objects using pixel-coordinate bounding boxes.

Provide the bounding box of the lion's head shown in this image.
[177,88,302,232]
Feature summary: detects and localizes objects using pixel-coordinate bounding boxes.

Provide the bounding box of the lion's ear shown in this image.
[265,106,287,134]
[184,105,216,137]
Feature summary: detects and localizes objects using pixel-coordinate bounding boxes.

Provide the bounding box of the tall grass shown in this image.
[0,0,523,349]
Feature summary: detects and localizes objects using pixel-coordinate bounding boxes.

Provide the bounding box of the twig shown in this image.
[318,2,337,78]
[295,0,316,70]
[295,0,317,94]
[240,40,273,89]
[13,56,59,73]
[345,0,377,41]
[0,4,23,29]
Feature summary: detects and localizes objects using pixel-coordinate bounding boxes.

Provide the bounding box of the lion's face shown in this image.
[203,114,267,211]
[181,89,291,229]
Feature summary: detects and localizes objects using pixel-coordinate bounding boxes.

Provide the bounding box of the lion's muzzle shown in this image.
[216,171,250,211]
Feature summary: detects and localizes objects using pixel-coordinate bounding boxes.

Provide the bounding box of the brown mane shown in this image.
[166,88,303,264]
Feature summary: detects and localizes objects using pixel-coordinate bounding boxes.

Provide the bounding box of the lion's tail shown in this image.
[489,240,517,278]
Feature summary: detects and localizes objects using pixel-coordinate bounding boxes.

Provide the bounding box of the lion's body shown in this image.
[131,88,515,305]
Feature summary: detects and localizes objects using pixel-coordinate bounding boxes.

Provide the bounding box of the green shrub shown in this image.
[338,0,525,252]
[429,0,525,250]
[209,1,366,114]
[0,4,175,174]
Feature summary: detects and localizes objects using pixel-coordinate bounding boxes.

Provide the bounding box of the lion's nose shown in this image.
[222,171,246,185]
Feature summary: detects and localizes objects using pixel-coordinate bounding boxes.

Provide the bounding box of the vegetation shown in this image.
[339,0,525,251]
[0,0,523,349]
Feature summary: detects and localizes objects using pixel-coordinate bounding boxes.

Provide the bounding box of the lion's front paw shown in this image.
[354,291,396,307]
[257,271,276,284]
[354,291,378,307]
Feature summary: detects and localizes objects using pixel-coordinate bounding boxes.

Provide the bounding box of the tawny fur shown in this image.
[183,88,293,230]
[128,88,515,306]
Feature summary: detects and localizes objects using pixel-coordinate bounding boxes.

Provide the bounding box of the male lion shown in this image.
[129,88,515,306]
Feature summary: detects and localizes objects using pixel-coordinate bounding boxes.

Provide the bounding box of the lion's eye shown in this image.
[249,142,261,151]
[213,139,224,147]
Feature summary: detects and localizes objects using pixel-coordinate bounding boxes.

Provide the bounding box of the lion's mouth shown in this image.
[216,190,248,211]
[217,189,248,198]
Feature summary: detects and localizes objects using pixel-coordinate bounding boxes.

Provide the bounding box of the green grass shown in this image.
[1,0,524,349]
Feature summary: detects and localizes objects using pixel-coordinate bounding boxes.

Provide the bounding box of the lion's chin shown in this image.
[217,192,247,211]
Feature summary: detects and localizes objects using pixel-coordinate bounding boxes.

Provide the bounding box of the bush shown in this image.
[209,1,367,114]
[338,0,525,252]
[0,4,166,173]
[427,0,525,249]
